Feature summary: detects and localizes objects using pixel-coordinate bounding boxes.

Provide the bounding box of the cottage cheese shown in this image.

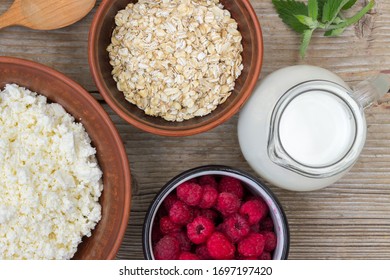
[0,84,103,259]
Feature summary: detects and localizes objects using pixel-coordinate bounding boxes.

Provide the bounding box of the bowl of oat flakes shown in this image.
[0,57,131,259]
[89,0,263,136]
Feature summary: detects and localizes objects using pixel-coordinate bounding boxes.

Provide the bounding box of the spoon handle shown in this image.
[0,2,21,30]
[0,11,13,29]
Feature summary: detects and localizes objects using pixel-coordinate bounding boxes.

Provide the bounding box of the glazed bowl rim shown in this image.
[88,0,263,136]
[0,56,132,259]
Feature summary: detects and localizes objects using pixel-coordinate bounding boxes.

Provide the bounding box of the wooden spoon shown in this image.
[0,0,96,30]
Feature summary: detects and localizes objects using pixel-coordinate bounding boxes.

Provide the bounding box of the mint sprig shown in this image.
[308,0,319,20]
[271,0,308,33]
[272,0,375,58]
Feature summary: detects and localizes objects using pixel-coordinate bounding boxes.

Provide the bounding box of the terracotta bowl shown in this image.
[0,56,131,259]
[89,0,263,136]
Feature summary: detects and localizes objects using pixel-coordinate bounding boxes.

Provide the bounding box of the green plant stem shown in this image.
[325,0,375,30]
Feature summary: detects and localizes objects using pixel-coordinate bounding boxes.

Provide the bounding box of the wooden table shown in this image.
[1,0,390,260]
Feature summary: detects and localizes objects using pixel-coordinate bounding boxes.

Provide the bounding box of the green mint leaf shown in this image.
[324,27,346,36]
[342,0,358,10]
[322,0,350,23]
[308,0,319,20]
[272,0,374,58]
[272,0,308,33]
[300,29,314,58]
[317,0,328,17]
[326,0,375,30]
[332,17,345,25]
[295,15,318,29]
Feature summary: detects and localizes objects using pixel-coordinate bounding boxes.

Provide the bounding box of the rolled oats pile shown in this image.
[107,0,243,122]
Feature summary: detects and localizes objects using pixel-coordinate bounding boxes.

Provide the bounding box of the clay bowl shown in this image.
[0,56,131,259]
[89,0,263,136]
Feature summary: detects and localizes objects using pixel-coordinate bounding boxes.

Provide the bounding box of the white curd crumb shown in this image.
[0,84,103,260]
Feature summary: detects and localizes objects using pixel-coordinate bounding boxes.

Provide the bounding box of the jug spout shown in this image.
[353,73,390,109]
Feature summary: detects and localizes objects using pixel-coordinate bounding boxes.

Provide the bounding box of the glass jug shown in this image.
[238,65,390,191]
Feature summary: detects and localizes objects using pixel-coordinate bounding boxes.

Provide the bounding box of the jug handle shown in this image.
[352,73,390,109]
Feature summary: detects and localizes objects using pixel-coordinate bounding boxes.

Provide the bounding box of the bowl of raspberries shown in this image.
[143,165,289,260]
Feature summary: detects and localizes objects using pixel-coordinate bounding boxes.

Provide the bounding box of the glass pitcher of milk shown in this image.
[238,65,390,191]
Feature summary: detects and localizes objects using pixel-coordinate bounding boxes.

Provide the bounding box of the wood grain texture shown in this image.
[0,0,96,30]
[1,0,390,260]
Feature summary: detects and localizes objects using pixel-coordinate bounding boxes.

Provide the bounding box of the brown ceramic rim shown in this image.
[0,56,131,259]
[88,0,263,137]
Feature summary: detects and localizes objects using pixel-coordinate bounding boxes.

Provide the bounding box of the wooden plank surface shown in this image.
[1,0,390,259]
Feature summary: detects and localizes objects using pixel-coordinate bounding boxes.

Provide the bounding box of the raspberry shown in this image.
[250,223,260,233]
[206,232,235,260]
[215,223,225,232]
[192,207,202,218]
[197,208,219,222]
[153,235,180,260]
[218,176,244,199]
[170,231,192,252]
[222,213,250,242]
[187,216,215,244]
[238,256,258,260]
[195,244,212,260]
[187,178,198,184]
[239,198,269,225]
[169,201,193,225]
[198,175,218,189]
[259,216,274,231]
[154,174,279,260]
[156,207,168,219]
[237,232,265,257]
[178,252,200,260]
[152,221,163,245]
[163,193,178,212]
[159,216,182,234]
[258,251,272,260]
[216,192,241,216]
[177,182,203,206]
[262,231,277,252]
[198,185,218,209]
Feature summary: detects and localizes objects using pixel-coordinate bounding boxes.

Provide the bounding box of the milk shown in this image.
[238,65,369,191]
[278,90,356,167]
[239,65,390,191]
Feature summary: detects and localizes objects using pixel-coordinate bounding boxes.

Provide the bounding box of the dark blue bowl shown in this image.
[143,165,289,259]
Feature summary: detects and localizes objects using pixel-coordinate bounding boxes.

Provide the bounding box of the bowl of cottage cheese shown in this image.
[0,57,131,259]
